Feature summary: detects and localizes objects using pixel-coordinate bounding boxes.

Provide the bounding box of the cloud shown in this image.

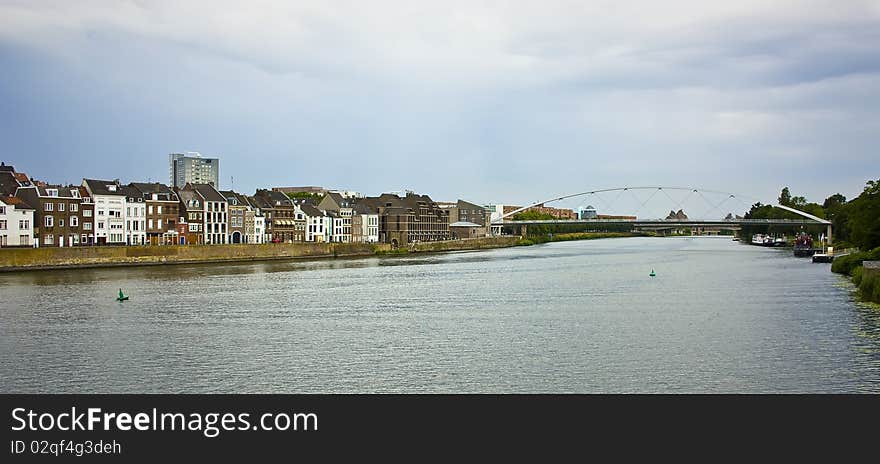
[1,0,878,210]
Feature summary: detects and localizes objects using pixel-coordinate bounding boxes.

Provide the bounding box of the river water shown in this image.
[1,237,879,393]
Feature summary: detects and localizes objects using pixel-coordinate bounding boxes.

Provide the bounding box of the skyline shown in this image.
[2,1,878,206]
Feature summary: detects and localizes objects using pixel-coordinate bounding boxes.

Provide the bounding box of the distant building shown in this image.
[273,186,327,195]
[169,152,220,189]
[578,205,598,219]
[503,204,576,220]
[251,189,297,243]
[361,192,450,245]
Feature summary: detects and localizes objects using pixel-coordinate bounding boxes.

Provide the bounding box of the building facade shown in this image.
[83,179,126,245]
[121,186,147,246]
[130,183,180,245]
[16,185,88,247]
[0,196,35,247]
[176,188,204,245]
[366,193,450,245]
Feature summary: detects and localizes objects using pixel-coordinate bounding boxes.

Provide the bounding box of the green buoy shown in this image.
[116,288,129,302]
[649,269,656,277]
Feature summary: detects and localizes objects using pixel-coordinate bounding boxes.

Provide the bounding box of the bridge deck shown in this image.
[495,219,827,227]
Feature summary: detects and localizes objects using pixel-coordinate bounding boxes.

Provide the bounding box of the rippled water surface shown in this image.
[2,237,879,393]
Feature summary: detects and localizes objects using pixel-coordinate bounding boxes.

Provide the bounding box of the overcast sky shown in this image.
[1,0,878,215]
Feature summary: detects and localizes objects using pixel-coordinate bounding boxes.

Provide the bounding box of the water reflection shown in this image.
[1,237,879,393]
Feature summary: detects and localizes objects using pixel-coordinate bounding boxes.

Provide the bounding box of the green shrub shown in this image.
[859,272,878,302]
[831,247,880,275]
[852,266,864,286]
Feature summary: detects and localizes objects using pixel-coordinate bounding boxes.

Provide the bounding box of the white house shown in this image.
[121,185,147,246]
[83,179,127,245]
[300,204,330,242]
[0,196,35,247]
[253,213,265,244]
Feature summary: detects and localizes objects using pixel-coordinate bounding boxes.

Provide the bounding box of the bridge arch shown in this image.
[492,186,830,225]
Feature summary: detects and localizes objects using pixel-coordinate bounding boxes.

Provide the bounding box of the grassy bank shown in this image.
[516,231,640,246]
[830,247,880,304]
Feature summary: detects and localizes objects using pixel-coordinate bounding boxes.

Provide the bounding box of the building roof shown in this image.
[120,185,144,202]
[254,189,294,207]
[299,204,325,217]
[0,172,20,196]
[130,182,177,202]
[220,190,250,207]
[1,195,35,210]
[0,162,13,173]
[352,202,377,215]
[188,183,226,203]
[83,179,125,196]
[450,221,483,227]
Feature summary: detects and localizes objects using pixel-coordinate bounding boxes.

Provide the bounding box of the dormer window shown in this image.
[71,190,80,198]
[47,189,58,197]
[107,185,117,192]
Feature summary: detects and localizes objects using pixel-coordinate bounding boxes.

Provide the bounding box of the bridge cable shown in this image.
[632,188,663,218]
[697,194,735,220]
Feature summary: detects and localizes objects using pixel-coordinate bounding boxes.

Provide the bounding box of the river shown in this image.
[1,236,879,393]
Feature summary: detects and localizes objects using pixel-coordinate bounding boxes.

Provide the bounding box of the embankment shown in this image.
[0,242,389,272]
[0,236,522,272]
[830,247,880,304]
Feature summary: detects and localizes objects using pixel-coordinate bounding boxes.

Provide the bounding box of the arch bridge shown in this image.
[491,186,832,241]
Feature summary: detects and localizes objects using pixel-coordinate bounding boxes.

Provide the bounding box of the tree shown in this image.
[846,179,880,250]
[778,187,792,207]
[823,193,846,210]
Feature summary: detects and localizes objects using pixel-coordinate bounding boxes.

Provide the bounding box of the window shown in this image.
[148,205,153,215]
[98,210,104,216]
[0,220,5,229]
[20,220,29,230]
[0,206,4,214]
[157,206,162,214]
[45,203,53,211]
[81,234,88,244]
[59,219,64,227]
[70,203,78,212]
[97,222,104,229]
[84,210,92,217]
[148,219,153,229]
[157,219,162,229]
[59,203,65,212]
[71,216,78,227]
[45,234,54,245]
[46,189,58,197]
[45,216,53,227]
[84,223,92,231]
[126,207,131,216]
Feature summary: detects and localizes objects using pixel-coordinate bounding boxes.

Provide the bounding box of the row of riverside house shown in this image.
[0,162,492,248]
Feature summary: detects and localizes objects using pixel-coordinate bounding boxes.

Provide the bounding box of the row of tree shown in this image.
[740,180,880,250]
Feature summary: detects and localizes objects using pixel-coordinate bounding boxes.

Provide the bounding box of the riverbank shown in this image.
[830,247,880,304]
[515,231,643,246]
[0,236,522,272]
